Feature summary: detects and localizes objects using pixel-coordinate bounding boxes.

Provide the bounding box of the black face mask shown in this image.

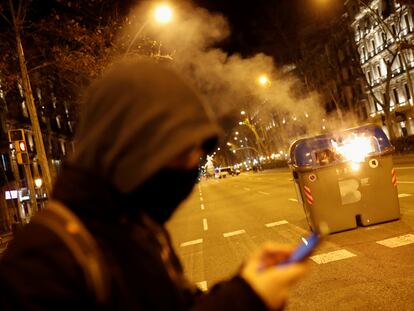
[125,167,199,224]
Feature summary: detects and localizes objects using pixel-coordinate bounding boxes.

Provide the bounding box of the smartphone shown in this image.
[278,232,320,266]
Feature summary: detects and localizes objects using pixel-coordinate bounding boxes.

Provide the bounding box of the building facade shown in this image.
[346,0,414,137]
[0,78,75,233]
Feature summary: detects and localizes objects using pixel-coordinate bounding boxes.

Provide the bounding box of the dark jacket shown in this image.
[0,60,268,310]
[0,168,267,310]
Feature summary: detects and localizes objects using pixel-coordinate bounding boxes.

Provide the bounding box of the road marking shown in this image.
[244,187,251,191]
[180,239,203,247]
[310,249,356,264]
[223,229,246,237]
[398,193,413,198]
[376,234,414,248]
[200,204,205,210]
[289,198,298,202]
[196,281,208,292]
[203,218,208,231]
[395,167,414,170]
[397,181,414,184]
[200,197,204,201]
[265,220,289,227]
[258,191,270,195]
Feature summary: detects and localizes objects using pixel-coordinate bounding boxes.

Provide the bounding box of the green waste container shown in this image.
[289,124,400,234]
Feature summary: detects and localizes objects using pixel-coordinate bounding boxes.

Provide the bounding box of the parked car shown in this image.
[217,166,239,178]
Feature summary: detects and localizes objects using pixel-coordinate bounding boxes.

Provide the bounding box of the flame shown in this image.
[332,135,374,163]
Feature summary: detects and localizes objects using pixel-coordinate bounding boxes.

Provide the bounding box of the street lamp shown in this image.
[34,178,43,188]
[257,74,271,88]
[241,111,246,115]
[125,3,174,56]
[154,4,173,24]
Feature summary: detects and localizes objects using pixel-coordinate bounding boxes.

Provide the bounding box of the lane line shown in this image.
[196,281,208,292]
[203,218,208,231]
[376,234,414,248]
[200,204,205,210]
[397,181,414,184]
[289,198,298,202]
[200,197,204,201]
[310,249,357,264]
[265,220,289,227]
[180,239,203,247]
[223,229,246,238]
[244,187,251,191]
[258,191,270,195]
[398,193,413,198]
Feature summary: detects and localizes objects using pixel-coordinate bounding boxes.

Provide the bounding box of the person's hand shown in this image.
[241,242,308,310]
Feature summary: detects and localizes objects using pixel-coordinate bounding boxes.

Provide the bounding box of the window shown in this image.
[393,88,400,105]
[56,116,61,129]
[361,47,366,60]
[371,40,376,53]
[392,24,397,36]
[21,101,28,118]
[397,54,403,68]
[381,32,387,44]
[367,71,372,85]
[60,141,66,156]
[404,14,411,31]
[377,65,381,77]
[404,83,411,101]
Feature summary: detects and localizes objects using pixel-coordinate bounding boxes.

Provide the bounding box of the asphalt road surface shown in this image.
[167,160,414,310]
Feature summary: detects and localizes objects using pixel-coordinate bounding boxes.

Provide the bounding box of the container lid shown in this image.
[289,124,392,168]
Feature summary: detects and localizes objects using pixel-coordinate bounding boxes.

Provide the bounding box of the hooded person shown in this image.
[0,59,307,310]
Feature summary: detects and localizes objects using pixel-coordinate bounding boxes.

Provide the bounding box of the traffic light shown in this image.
[8,129,30,165]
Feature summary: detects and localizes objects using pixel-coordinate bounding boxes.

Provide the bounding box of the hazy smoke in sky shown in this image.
[119,0,336,142]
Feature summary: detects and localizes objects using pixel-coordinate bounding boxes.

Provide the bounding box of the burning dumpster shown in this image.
[289,124,400,234]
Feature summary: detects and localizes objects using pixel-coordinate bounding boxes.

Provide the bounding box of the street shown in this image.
[167,160,414,310]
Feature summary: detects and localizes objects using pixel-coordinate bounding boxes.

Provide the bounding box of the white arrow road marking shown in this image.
[289,198,298,202]
[310,249,357,264]
[376,234,414,248]
[223,230,246,238]
[180,239,203,247]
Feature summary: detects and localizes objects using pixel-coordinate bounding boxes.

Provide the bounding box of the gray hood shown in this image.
[70,60,220,193]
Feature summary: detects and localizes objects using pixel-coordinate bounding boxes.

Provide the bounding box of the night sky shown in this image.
[192,0,344,63]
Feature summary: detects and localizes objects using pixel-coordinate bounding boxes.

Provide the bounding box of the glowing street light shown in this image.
[34,178,43,188]
[154,4,173,24]
[125,3,174,56]
[257,74,271,87]
[235,131,239,135]
[241,111,246,116]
